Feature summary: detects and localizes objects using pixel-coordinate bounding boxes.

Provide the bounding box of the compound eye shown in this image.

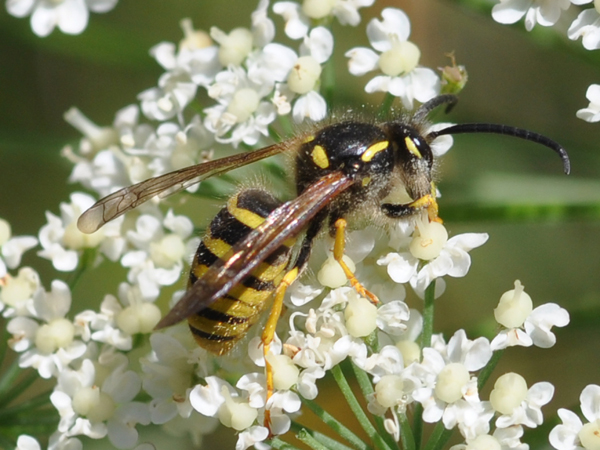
[405,135,432,165]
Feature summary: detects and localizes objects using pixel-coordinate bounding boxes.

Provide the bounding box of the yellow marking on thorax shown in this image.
[361,140,389,162]
[303,135,315,144]
[311,145,329,169]
[227,197,267,229]
[405,137,422,158]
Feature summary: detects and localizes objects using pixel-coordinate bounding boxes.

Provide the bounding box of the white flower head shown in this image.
[491,0,571,31]
[271,26,334,122]
[6,0,118,37]
[345,7,440,109]
[491,372,554,428]
[38,192,125,272]
[491,280,569,350]
[7,280,87,379]
[204,65,277,146]
[378,220,488,297]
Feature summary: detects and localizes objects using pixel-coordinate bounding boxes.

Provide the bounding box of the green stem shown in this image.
[269,437,302,450]
[67,247,96,290]
[478,349,504,391]
[0,368,39,408]
[0,390,54,419]
[297,428,332,450]
[412,403,424,450]
[377,93,396,121]
[290,422,355,450]
[398,412,416,450]
[0,359,22,404]
[300,396,372,450]
[420,280,436,351]
[321,56,336,110]
[422,423,453,450]
[350,362,399,450]
[331,365,394,450]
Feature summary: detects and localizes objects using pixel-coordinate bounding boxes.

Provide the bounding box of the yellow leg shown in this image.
[333,218,379,304]
[408,186,443,224]
[262,267,299,430]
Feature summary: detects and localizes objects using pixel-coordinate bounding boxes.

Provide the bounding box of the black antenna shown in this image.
[427,123,571,175]
[413,94,458,123]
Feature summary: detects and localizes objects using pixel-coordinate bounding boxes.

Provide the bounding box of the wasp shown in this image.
[78,94,570,423]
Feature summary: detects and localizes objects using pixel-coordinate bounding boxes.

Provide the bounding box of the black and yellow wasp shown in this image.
[78,94,570,415]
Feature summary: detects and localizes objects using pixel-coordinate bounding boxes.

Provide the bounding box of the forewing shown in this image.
[155,171,354,329]
[77,142,289,233]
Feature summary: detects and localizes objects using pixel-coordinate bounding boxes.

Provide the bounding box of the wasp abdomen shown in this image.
[187,188,293,355]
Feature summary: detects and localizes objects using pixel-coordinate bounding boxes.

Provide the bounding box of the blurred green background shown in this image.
[1,0,599,448]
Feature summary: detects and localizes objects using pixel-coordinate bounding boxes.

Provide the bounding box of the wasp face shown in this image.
[384,122,435,205]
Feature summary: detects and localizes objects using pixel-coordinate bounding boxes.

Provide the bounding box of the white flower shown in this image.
[412,331,492,429]
[550,384,600,450]
[269,26,334,122]
[50,357,149,447]
[7,280,86,379]
[121,210,197,299]
[378,222,488,297]
[0,218,38,280]
[273,0,375,40]
[141,330,207,424]
[577,83,600,122]
[569,6,600,50]
[6,0,118,37]
[491,372,554,428]
[491,0,571,31]
[491,281,569,350]
[345,7,440,109]
[451,426,528,450]
[204,65,277,146]
[38,192,125,271]
[16,434,41,450]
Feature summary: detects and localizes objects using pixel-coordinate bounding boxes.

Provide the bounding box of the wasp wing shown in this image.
[77,142,291,234]
[155,171,354,329]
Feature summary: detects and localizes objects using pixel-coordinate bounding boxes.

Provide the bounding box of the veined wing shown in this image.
[155,171,354,329]
[77,142,290,234]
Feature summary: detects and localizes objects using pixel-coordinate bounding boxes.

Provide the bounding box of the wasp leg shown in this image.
[407,193,442,223]
[333,218,379,304]
[261,267,300,430]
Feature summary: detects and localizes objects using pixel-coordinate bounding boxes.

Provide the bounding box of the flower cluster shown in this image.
[1,1,582,450]
[489,0,600,123]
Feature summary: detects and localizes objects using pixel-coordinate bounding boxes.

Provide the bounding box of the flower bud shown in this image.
[345,295,377,337]
[35,318,75,354]
[179,18,212,51]
[150,234,186,268]
[378,41,421,76]
[489,372,528,415]
[396,340,420,365]
[117,303,161,334]
[302,0,335,19]
[226,88,260,123]
[218,386,257,431]
[287,56,321,94]
[409,220,448,260]
[217,27,253,66]
[579,420,600,450]
[317,255,355,289]
[466,434,501,450]
[435,363,469,403]
[376,375,405,408]
[494,280,532,328]
[266,354,299,390]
